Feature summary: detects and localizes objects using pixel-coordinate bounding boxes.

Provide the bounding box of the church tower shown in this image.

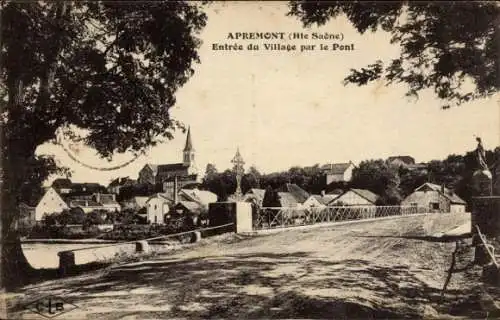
[183,127,195,167]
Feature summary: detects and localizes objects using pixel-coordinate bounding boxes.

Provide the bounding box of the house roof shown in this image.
[323,195,337,204]
[310,195,327,205]
[387,156,415,165]
[321,162,353,174]
[176,200,202,214]
[146,193,173,204]
[134,196,150,208]
[402,191,439,206]
[414,183,466,205]
[52,178,72,189]
[312,194,337,205]
[179,188,217,206]
[108,177,135,187]
[277,192,300,207]
[157,163,189,173]
[280,183,310,203]
[330,188,379,205]
[69,199,102,207]
[327,189,344,195]
[97,194,119,205]
[350,189,379,204]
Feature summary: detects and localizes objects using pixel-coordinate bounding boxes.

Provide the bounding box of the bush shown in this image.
[26,225,101,239]
[97,216,192,241]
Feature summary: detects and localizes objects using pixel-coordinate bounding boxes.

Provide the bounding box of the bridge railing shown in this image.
[253,205,427,230]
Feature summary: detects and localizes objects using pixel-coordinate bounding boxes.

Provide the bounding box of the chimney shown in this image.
[441,184,445,194]
[321,190,326,196]
[174,176,178,204]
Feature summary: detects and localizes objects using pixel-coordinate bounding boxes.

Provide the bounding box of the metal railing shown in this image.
[253,205,427,230]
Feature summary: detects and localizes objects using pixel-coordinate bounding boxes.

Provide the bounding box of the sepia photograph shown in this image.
[1,1,500,319]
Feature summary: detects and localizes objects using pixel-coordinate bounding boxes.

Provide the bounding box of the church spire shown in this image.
[183,126,194,152]
[183,127,195,166]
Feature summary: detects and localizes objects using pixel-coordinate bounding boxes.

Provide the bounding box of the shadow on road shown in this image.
[355,234,471,243]
[7,250,483,319]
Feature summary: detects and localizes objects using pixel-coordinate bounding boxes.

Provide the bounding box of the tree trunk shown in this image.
[1,195,34,290]
[1,144,38,290]
[1,235,34,290]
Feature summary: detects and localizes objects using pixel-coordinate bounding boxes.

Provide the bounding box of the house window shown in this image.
[154,205,157,210]
[430,203,439,210]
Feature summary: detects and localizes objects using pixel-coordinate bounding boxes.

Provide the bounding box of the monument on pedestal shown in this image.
[208,148,253,234]
[230,147,245,201]
[472,137,493,196]
[470,137,500,268]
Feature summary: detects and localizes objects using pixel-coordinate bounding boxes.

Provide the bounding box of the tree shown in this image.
[288,2,499,109]
[399,167,428,198]
[68,208,86,225]
[262,186,281,208]
[84,210,106,228]
[241,166,261,194]
[351,159,402,205]
[204,163,218,178]
[1,1,207,288]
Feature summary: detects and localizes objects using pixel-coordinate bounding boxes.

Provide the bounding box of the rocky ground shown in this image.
[3,213,500,319]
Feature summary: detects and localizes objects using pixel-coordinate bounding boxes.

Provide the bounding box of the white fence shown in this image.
[253,205,428,230]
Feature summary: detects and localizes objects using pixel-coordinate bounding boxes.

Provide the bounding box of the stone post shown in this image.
[58,251,75,276]
[135,240,150,253]
[471,169,500,265]
[235,202,253,233]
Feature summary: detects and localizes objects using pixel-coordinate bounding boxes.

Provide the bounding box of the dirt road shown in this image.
[4,213,492,319]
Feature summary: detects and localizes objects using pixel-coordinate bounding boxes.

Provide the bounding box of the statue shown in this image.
[475,137,489,172]
[472,137,492,195]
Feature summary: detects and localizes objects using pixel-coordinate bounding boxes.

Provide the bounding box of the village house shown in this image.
[67,193,121,213]
[145,193,172,224]
[143,187,217,225]
[69,182,107,195]
[121,196,150,211]
[328,188,379,206]
[401,183,466,213]
[137,127,199,192]
[173,188,218,218]
[68,198,103,214]
[94,193,121,212]
[29,187,70,222]
[263,183,310,208]
[321,161,356,185]
[302,193,338,208]
[107,177,136,195]
[51,178,73,195]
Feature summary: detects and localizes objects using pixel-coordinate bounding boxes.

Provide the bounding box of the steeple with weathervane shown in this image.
[183,126,195,167]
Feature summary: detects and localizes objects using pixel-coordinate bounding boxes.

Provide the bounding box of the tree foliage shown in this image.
[351,159,402,205]
[288,2,499,108]
[0,1,207,288]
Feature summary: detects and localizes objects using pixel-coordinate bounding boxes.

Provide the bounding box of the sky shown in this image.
[37,2,500,186]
